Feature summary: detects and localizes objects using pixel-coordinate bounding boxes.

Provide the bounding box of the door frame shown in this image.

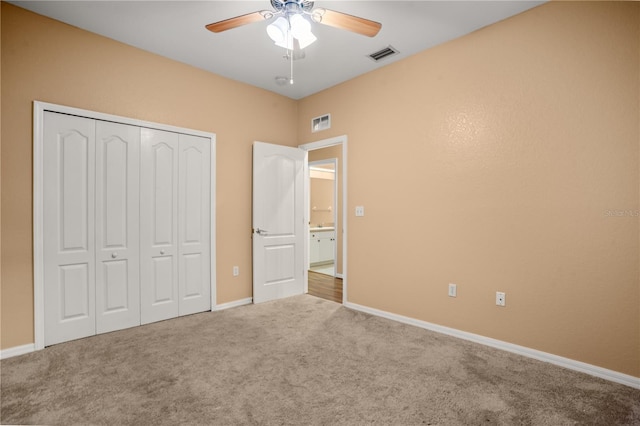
[299,135,347,303]
[33,101,217,350]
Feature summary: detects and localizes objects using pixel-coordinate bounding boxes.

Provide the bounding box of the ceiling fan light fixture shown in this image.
[275,33,294,50]
[289,14,309,38]
[289,13,316,48]
[266,16,289,44]
[296,31,316,49]
[267,13,316,50]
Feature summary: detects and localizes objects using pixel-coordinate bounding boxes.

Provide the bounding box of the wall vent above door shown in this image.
[311,114,331,133]
[368,45,399,62]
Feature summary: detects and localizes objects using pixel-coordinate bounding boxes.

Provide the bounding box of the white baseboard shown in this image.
[336,273,344,279]
[344,302,640,390]
[0,343,36,360]
[2,300,253,359]
[212,297,253,311]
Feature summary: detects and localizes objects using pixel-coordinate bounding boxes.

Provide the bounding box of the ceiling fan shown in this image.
[206,1,381,85]
[205,0,382,41]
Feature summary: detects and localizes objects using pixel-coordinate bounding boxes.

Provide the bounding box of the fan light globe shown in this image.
[296,31,317,49]
[275,33,294,50]
[289,14,310,38]
[290,14,316,48]
[266,17,288,44]
[267,14,316,50]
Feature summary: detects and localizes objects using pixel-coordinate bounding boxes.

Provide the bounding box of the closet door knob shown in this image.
[111,253,118,259]
[160,249,165,255]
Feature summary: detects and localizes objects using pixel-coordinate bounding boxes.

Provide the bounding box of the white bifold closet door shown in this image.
[44,113,140,346]
[140,129,211,325]
[43,112,211,346]
[95,121,140,334]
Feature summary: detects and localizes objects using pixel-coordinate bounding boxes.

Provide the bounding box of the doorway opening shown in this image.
[300,136,347,304]
[309,158,337,277]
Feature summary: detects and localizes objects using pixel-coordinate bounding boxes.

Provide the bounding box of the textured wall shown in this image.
[0,1,3,340]
[298,2,639,377]
[2,1,639,379]
[0,3,297,349]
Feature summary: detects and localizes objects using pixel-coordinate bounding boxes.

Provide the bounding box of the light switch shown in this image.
[448,283,457,297]
[355,206,365,217]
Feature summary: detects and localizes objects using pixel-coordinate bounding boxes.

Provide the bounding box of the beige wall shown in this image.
[0,2,3,343]
[0,1,2,348]
[2,1,639,379]
[310,177,335,226]
[309,145,343,275]
[0,3,298,348]
[298,2,639,377]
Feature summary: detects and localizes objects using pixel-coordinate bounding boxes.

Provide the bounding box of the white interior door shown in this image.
[95,121,140,333]
[140,128,180,324]
[43,112,96,346]
[252,141,307,303]
[178,134,211,315]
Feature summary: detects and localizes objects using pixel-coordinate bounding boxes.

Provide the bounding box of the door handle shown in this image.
[255,228,269,236]
[111,252,118,259]
[160,249,166,255]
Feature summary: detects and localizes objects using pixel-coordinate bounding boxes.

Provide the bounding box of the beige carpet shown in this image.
[1,295,639,425]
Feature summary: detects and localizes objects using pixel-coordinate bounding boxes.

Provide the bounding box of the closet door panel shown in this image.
[140,128,179,324]
[95,121,141,333]
[101,260,128,308]
[178,134,211,315]
[43,112,96,346]
[152,256,174,301]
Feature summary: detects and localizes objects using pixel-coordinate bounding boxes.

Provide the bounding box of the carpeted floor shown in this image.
[1,295,639,425]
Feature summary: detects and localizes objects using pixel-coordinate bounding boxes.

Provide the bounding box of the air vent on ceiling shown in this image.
[368,45,399,62]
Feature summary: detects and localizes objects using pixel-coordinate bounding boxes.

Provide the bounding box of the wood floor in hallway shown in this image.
[308,271,343,303]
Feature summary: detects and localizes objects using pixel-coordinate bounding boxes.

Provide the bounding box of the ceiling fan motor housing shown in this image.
[271,0,315,14]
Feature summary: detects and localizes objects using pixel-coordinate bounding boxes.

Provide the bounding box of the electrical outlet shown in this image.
[496,291,506,307]
[233,266,239,277]
[355,206,365,217]
[448,283,457,297]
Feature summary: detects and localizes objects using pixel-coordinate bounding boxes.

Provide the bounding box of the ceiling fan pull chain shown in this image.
[288,20,294,84]
[290,44,294,85]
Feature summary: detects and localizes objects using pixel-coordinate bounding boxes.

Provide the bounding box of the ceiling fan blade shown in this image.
[205,11,266,33]
[314,9,381,37]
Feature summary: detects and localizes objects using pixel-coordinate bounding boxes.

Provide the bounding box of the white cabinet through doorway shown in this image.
[310,230,335,265]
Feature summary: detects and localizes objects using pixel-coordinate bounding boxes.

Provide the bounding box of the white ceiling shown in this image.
[10,1,544,100]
